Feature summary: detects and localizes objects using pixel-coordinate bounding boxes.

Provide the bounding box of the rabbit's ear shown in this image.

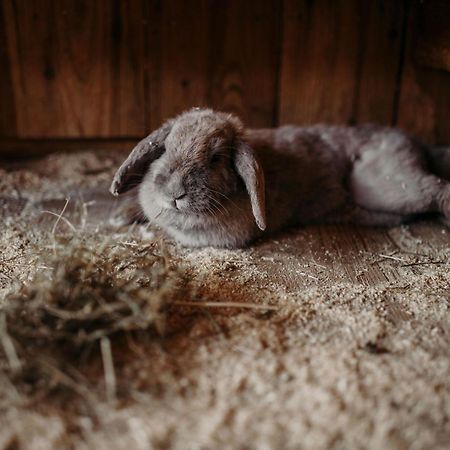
[234,141,266,231]
[110,122,173,195]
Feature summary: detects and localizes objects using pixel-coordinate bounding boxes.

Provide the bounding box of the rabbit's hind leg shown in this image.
[350,140,445,217]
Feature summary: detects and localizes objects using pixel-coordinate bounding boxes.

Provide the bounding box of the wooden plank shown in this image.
[278,0,405,126]
[414,0,450,73]
[147,0,282,130]
[396,0,450,144]
[145,0,163,131]
[152,0,210,125]
[0,2,16,137]
[109,0,147,136]
[279,0,361,125]
[355,0,405,124]
[254,224,393,289]
[208,0,282,127]
[1,0,146,138]
[315,225,389,286]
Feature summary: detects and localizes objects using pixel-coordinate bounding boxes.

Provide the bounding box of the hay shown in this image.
[0,232,186,404]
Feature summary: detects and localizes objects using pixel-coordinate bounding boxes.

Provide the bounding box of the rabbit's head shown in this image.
[110,108,266,231]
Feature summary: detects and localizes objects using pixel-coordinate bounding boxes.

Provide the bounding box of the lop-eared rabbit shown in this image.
[111,108,450,248]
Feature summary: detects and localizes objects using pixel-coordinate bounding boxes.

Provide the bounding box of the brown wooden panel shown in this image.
[355,0,405,124]
[145,0,163,132]
[279,0,361,125]
[279,0,405,126]
[0,1,16,137]
[208,0,281,127]
[147,0,281,130]
[110,0,147,136]
[397,0,450,144]
[150,0,210,126]
[1,0,146,138]
[414,0,450,72]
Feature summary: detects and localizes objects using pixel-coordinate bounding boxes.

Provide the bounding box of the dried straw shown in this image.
[0,232,186,401]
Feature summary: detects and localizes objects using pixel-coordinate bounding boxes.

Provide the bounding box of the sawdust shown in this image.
[0,151,449,450]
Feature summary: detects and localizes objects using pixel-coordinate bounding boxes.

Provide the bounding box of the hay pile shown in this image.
[0,228,190,411]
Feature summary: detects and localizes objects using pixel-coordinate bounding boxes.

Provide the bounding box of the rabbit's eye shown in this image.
[210,153,221,164]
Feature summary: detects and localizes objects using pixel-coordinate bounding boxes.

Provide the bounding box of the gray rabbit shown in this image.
[111,108,450,248]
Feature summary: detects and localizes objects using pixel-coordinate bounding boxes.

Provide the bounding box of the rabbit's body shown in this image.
[249,125,449,229]
[111,108,450,248]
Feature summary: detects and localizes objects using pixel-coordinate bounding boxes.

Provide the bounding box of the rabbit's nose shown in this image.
[174,192,187,209]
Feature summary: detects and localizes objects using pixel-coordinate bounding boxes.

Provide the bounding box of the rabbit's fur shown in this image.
[111,108,450,248]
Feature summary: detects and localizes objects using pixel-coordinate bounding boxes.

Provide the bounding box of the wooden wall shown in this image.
[0,0,449,156]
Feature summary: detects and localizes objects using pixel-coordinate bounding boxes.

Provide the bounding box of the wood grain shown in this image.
[1,0,146,138]
[1,0,450,148]
[145,0,163,131]
[109,0,147,136]
[152,0,210,125]
[396,0,450,144]
[209,0,281,127]
[0,1,16,137]
[146,0,282,130]
[278,0,405,126]
[414,0,450,73]
[354,0,405,124]
[279,0,362,125]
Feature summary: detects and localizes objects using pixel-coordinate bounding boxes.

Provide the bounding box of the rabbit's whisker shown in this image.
[206,186,242,213]
[208,194,230,217]
[204,192,228,217]
[203,203,219,220]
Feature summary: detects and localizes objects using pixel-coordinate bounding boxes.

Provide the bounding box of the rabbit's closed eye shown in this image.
[210,152,225,164]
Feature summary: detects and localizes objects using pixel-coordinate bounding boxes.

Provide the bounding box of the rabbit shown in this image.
[110,107,450,248]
